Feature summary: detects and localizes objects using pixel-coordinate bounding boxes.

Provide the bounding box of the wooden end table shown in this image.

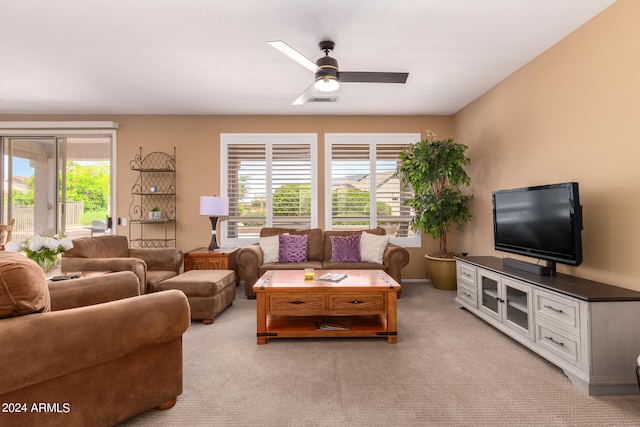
[253,269,401,345]
[184,247,238,273]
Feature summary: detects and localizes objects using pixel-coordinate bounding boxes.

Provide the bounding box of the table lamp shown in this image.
[199,196,229,250]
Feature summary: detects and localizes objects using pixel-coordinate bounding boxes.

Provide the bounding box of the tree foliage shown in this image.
[396,130,472,255]
[273,183,311,216]
[65,162,110,212]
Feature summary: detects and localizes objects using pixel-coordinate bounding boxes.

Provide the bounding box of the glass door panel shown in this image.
[479,269,501,320]
[62,136,112,240]
[506,287,528,329]
[2,135,112,242]
[2,137,57,241]
[504,278,534,340]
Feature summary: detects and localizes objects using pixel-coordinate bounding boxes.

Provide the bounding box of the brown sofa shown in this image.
[0,253,191,427]
[62,235,183,293]
[237,227,410,299]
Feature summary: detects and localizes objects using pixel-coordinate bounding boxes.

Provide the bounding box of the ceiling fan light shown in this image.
[314,76,340,92]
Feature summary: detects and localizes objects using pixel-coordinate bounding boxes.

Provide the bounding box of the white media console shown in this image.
[454,256,640,396]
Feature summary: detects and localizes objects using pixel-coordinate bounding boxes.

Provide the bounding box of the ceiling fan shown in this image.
[268,40,409,105]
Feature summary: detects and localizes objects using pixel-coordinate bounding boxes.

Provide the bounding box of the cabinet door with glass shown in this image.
[478,268,535,342]
[478,268,502,322]
[502,277,534,341]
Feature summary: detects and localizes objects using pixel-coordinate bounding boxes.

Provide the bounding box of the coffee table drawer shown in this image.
[329,293,385,312]
[268,294,325,313]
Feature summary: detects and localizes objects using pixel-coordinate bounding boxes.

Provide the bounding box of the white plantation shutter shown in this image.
[221,134,317,247]
[272,144,313,226]
[325,133,421,247]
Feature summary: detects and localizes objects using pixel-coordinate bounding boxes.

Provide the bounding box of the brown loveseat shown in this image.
[0,253,191,426]
[62,235,183,293]
[237,227,410,299]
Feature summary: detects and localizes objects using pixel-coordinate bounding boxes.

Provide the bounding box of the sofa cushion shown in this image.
[66,235,130,258]
[330,234,361,262]
[0,252,51,318]
[146,270,178,293]
[260,261,323,278]
[279,234,308,263]
[322,260,389,272]
[258,234,280,264]
[260,228,324,262]
[360,232,390,264]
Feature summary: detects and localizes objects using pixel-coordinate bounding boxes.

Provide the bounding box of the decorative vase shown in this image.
[35,253,62,278]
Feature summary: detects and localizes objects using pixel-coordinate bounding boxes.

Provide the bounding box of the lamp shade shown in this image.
[200,196,229,216]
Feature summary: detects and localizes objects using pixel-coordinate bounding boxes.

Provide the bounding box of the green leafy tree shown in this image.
[273,183,311,216]
[396,130,472,255]
[12,187,34,205]
[332,189,369,217]
[331,189,392,225]
[65,162,110,212]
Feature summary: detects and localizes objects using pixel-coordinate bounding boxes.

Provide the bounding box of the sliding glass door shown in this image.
[1,135,112,242]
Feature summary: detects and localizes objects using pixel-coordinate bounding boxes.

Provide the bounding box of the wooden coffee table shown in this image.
[253,269,401,344]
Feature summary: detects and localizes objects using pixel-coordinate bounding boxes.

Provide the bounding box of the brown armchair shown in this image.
[61,235,183,293]
[0,253,191,426]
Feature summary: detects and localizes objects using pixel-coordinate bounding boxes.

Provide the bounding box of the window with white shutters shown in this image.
[325,133,421,247]
[221,134,317,247]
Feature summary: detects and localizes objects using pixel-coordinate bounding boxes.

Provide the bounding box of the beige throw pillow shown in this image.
[360,232,390,264]
[258,234,281,264]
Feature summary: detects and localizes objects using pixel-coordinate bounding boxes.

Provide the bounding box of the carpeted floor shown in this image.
[120,281,640,426]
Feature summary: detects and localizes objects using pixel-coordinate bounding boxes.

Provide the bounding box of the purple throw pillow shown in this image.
[330,234,361,262]
[279,234,308,263]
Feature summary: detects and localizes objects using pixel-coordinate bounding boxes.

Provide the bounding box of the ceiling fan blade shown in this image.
[292,83,316,106]
[268,40,320,73]
[338,72,409,84]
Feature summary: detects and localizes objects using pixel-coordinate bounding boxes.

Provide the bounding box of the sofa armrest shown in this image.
[48,271,141,311]
[129,248,183,274]
[0,289,190,396]
[61,257,147,294]
[237,244,263,298]
[383,243,410,285]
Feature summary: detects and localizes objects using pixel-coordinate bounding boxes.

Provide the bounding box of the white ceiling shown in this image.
[0,0,616,116]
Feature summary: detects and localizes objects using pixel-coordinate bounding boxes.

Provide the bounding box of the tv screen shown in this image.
[492,182,582,266]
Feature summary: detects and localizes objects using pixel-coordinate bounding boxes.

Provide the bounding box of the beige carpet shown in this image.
[120,281,640,426]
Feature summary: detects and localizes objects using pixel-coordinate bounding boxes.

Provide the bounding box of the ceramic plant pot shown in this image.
[425,254,457,290]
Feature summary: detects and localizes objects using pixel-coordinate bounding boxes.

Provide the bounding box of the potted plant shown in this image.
[149,207,161,221]
[396,130,472,290]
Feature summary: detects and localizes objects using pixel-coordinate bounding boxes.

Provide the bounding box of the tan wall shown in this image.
[0,114,455,280]
[454,0,640,290]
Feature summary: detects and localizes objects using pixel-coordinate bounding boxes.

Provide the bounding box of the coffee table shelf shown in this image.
[253,270,400,344]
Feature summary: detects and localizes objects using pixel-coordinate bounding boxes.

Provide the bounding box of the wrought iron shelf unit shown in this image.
[128,147,176,248]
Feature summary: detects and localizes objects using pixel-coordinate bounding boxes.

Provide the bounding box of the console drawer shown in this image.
[457,282,477,308]
[535,290,579,332]
[457,263,476,286]
[268,294,325,314]
[537,323,579,365]
[329,293,385,313]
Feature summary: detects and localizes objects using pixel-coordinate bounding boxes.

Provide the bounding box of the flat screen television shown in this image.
[492,182,582,274]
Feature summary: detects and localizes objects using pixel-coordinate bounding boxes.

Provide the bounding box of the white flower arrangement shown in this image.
[6,234,74,271]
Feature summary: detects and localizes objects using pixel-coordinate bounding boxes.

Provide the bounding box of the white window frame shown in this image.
[324,133,421,248]
[220,133,318,248]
